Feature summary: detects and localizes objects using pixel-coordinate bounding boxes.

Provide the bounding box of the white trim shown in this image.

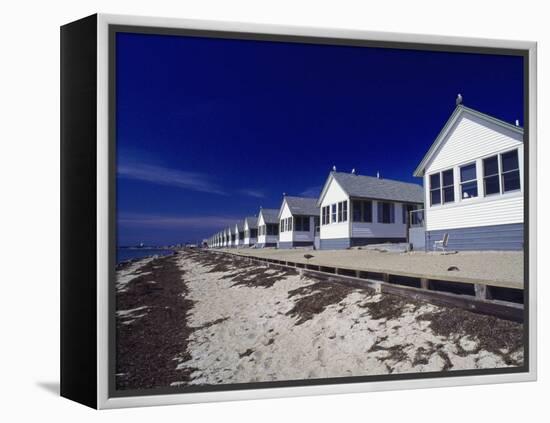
[95,13,537,409]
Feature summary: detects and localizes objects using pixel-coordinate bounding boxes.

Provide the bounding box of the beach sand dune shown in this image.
[116,250,523,390]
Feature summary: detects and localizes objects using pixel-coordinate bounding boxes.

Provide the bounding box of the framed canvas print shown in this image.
[60,13,537,409]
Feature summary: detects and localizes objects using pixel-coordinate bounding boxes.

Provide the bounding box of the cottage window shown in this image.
[429,173,441,206]
[322,206,329,225]
[337,202,344,222]
[442,169,454,203]
[342,201,348,222]
[352,200,372,222]
[483,155,500,196]
[377,202,395,224]
[331,204,337,223]
[280,219,284,232]
[460,163,478,199]
[352,200,362,221]
[294,216,310,232]
[267,224,278,236]
[287,217,293,232]
[501,149,520,193]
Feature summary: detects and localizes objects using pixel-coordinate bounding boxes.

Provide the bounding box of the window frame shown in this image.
[442,168,455,204]
[429,172,442,206]
[377,201,395,224]
[483,154,501,196]
[500,149,521,193]
[459,162,478,200]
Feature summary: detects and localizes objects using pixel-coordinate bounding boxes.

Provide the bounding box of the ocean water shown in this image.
[117,248,174,265]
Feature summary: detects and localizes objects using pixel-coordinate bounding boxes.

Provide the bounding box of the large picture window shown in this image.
[460,162,478,199]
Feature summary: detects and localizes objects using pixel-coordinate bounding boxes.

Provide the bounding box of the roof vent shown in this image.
[515,119,520,127]
[456,93,463,105]
[283,192,286,197]
[351,168,356,174]
[332,165,337,172]
[376,171,381,179]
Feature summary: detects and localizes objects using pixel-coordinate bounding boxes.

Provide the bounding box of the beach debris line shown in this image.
[115,253,196,390]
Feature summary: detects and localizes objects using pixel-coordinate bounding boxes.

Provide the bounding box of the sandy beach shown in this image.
[115,250,523,391]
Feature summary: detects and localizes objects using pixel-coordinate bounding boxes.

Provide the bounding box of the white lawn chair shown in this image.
[433,233,449,253]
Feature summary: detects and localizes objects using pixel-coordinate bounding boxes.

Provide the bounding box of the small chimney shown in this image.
[515,119,520,127]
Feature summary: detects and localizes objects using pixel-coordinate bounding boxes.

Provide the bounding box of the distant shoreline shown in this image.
[116,248,176,267]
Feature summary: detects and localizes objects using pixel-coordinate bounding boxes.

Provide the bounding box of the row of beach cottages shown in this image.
[208,103,524,251]
[209,171,425,250]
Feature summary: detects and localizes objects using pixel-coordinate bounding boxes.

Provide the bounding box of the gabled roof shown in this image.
[279,196,319,218]
[413,105,524,177]
[318,171,423,205]
[258,208,279,224]
[244,216,258,229]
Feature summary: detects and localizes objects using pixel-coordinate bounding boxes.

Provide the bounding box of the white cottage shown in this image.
[234,221,245,248]
[243,216,258,247]
[317,171,423,250]
[229,226,238,247]
[277,196,319,248]
[414,104,523,251]
[224,227,231,248]
[256,208,279,248]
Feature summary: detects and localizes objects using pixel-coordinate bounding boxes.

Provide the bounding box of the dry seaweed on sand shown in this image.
[368,343,413,365]
[115,253,196,390]
[286,278,371,325]
[416,308,523,365]
[229,265,298,288]
[358,294,417,321]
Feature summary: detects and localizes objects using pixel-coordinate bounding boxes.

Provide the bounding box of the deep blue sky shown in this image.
[116,32,524,246]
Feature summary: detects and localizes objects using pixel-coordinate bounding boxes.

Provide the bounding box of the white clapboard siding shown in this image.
[319,178,350,240]
[426,114,522,174]
[426,194,523,231]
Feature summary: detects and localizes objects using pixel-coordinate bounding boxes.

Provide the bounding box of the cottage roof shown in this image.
[244,216,258,229]
[259,208,279,224]
[284,196,319,216]
[318,172,423,205]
